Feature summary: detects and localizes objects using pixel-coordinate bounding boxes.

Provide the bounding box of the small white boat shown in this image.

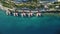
[28,13,33,17]
[36,10,41,16]
[6,9,11,15]
[15,13,18,16]
[13,13,18,16]
[28,10,33,17]
[36,13,41,16]
[13,13,16,16]
[21,12,26,17]
[21,10,26,17]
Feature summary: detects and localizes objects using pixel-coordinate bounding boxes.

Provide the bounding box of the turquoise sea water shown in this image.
[0,10,60,34]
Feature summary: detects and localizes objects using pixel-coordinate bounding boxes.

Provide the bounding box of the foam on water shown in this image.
[0,10,60,34]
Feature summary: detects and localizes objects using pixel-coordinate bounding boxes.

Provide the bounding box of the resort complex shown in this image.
[0,0,60,17]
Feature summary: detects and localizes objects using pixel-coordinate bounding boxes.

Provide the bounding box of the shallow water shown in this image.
[0,10,60,34]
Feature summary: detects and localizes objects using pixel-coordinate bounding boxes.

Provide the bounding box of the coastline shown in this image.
[0,3,60,17]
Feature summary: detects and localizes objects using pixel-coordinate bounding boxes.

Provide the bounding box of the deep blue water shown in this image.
[0,10,60,34]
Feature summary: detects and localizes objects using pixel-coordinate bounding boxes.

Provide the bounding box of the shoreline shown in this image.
[0,8,60,17]
[0,3,60,17]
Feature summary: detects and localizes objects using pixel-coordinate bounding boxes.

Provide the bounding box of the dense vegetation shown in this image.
[0,0,60,9]
[0,0,15,8]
